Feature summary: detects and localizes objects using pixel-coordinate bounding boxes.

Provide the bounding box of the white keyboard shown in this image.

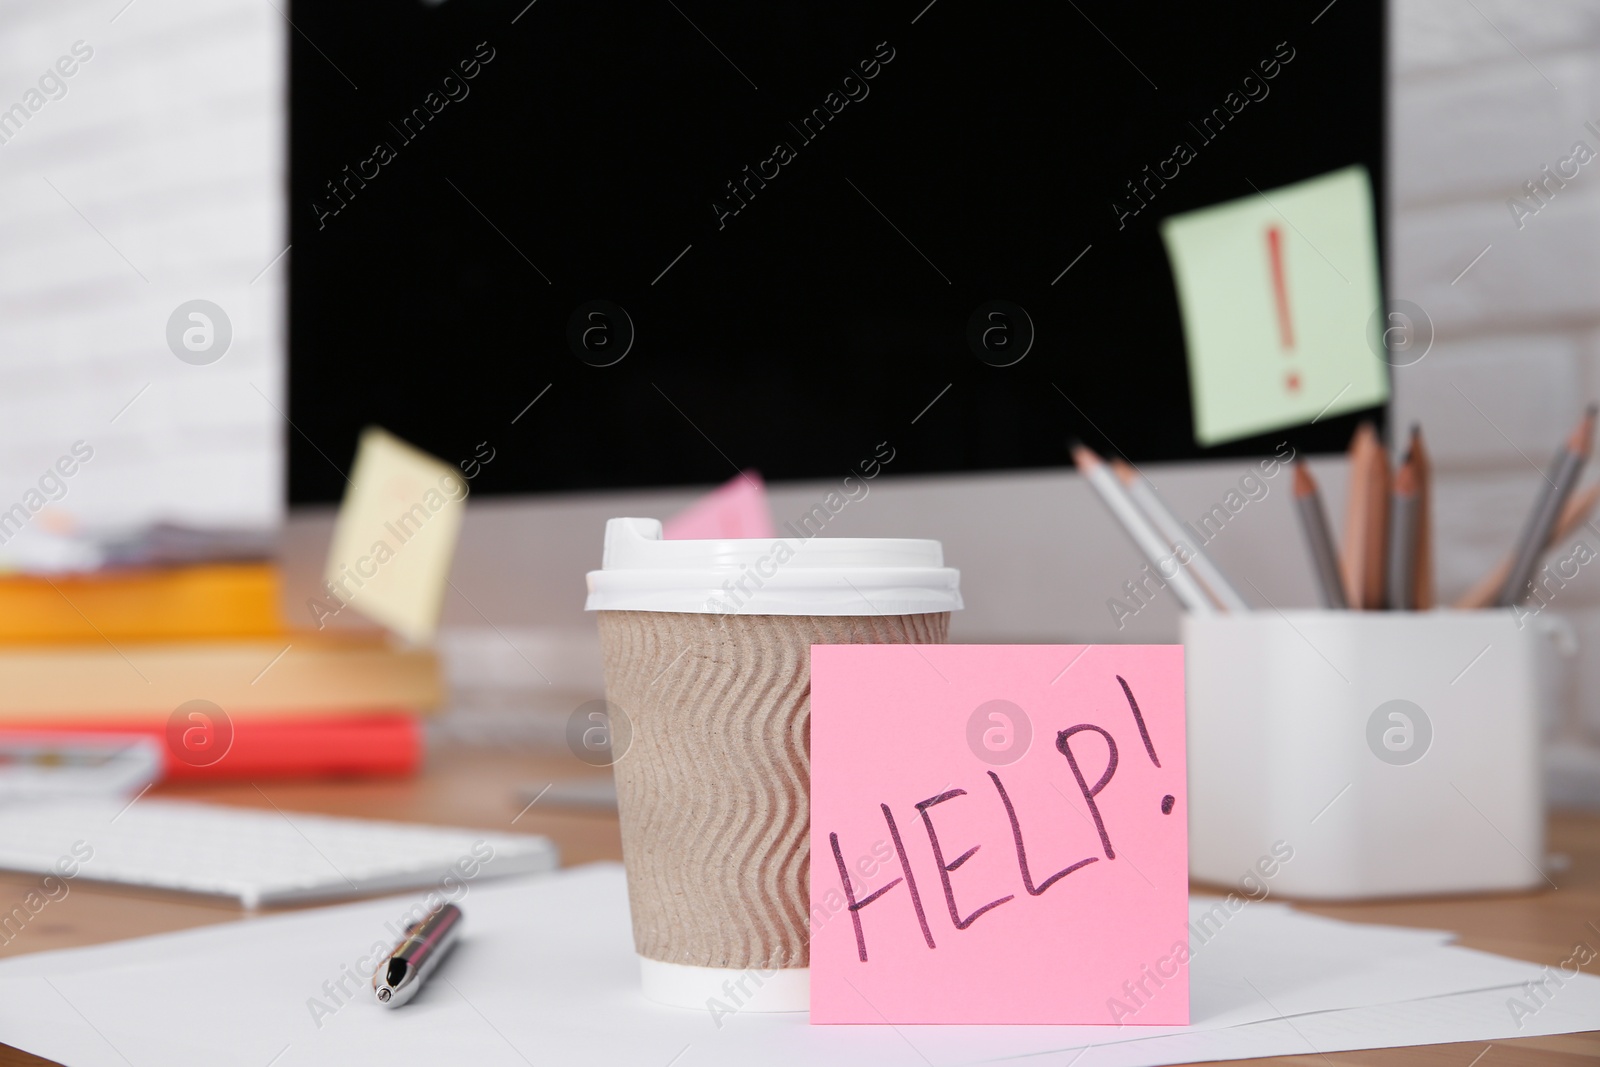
[0,799,559,908]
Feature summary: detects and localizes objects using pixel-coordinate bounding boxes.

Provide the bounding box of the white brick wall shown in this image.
[0,0,284,541]
[1393,0,1600,76]
[1389,0,1600,752]
[1391,54,1587,207]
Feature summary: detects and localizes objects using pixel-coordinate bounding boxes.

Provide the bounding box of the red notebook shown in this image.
[5,714,422,780]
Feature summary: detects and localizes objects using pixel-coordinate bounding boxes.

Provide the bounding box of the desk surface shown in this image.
[1,744,1597,1067]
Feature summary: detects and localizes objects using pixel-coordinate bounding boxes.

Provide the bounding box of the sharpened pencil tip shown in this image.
[1394,461,1418,496]
[1408,423,1428,463]
[1292,462,1316,497]
[1571,406,1597,454]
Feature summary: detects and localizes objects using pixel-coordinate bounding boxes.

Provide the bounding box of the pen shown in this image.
[374,903,463,1007]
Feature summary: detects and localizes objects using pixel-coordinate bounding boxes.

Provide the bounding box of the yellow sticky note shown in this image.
[323,427,466,643]
[1160,166,1389,446]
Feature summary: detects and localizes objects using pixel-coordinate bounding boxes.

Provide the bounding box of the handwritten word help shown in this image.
[810,644,1187,1025]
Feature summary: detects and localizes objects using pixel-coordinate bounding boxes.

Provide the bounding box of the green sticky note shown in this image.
[1160,166,1389,447]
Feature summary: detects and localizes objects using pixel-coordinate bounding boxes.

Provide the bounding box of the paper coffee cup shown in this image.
[585,517,961,1011]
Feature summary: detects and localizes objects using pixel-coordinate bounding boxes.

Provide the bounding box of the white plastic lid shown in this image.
[584,517,962,616]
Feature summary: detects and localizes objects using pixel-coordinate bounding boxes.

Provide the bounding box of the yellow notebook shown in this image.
[0,632,442,720]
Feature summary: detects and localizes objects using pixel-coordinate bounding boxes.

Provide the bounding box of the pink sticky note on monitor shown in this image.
[809,644,1187,1025]
[662,471,776,540]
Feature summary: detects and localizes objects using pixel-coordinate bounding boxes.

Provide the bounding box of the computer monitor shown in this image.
[287,0,1386,505]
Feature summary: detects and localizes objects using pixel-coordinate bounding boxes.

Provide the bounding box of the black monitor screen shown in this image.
[288,0,1385,502]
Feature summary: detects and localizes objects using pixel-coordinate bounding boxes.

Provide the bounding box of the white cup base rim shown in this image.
[638,956,809,1012]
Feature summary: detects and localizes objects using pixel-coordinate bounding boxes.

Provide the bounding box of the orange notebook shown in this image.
[0,562,281,643]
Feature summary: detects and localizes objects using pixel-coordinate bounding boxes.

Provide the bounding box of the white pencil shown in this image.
[1111,459,1249,611]
[1072,443,1216,616]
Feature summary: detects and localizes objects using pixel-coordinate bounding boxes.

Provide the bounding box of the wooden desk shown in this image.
[2,744,1597,1066]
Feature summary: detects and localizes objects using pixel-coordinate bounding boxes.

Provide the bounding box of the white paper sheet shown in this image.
[0,864,1592,1067]
[1040,983,1600,1067]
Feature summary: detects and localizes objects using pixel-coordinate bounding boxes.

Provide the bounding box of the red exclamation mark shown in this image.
[1267,224,1299,393]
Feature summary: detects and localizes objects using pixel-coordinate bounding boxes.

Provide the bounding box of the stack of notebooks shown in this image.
[0,561,440,779]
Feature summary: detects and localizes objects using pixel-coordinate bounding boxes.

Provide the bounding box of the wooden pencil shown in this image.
[1340,423,1389,610]
[1497,405,1597,606]
[1292,463,1348,609]
[1409,425,1434,610]
[1387,458,1418,611]
[1339,424,1374,608]
[1111,458,1249,611]
[1363,428,1392,610]
[1455,481,1600,609]
[1071,442,1216,615]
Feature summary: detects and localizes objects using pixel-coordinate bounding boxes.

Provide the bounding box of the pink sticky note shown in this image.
[662,471,776,540]
[809,644,1187,1025]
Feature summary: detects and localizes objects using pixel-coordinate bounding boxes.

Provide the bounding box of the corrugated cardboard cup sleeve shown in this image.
[596,610,949,970]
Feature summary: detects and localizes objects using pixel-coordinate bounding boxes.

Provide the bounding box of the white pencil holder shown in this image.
[1183,610,1559,899]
